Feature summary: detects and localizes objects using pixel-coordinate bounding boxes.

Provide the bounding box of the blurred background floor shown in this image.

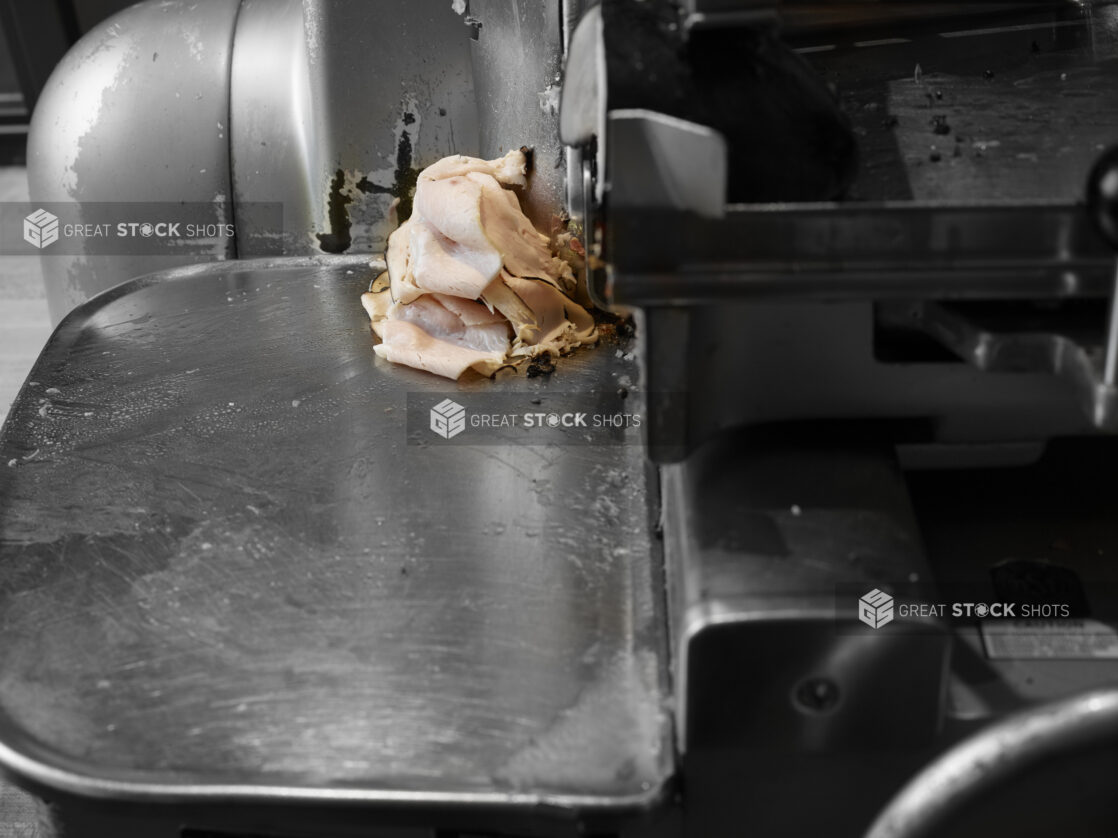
[0,165,51,834]
[0,166,50,426]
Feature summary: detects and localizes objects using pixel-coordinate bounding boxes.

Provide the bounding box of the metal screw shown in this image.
[794,677,841,714]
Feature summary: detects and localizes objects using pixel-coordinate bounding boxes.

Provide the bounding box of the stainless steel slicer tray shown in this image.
[0,257,672,830]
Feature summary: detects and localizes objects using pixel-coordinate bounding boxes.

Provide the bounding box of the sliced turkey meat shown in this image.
[364,148,598,380]
[374,320,507,380]
[416,149,528,188]
[483,270,596,357]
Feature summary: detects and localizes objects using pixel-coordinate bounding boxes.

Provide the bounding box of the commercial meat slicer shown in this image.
[3,0,1118,836]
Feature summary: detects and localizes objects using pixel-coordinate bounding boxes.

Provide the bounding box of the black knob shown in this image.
[1087,145,1118,250]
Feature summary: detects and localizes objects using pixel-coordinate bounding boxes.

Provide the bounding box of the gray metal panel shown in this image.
[661,439,951,837]
[662,440,950,752]
[27,0,241,323]
[639,301,1096,462]
[468,0,567,233]
[0,257,672,813]
[229,0,481,257]
[606,111,726,219]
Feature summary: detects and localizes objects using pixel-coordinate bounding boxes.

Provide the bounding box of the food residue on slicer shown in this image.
[361,149,598,380]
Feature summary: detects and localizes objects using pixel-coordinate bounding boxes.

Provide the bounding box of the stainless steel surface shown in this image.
[661,437,951,838]
[560,2,605,225]
[640,299,1099,462]
[0,257,671,818]
[29,0,577,314]
[605,203,1113,304]
[230,0,480,257]
[558,3,603,150]
[27,0,240,324]
[661,439,949,752]
[682,0,780,34]
[901,300,1118,429]
[29,0,485,320]
[865,688,1118,838]
[469,0,567,233]
[605,201,1118,455]
[606,112,726,219]
[18,2,1118,834]
[1106,267,1118,386]
[560,1,1118,458]
[683,0,779,12]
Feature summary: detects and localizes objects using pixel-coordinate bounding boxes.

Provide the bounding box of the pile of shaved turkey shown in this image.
[361,150,598,380]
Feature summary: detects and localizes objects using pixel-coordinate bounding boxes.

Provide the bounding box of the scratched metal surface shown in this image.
[803,2,1118,202]
[0,256,670,810]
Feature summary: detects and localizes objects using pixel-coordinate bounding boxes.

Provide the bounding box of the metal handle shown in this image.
[1086,145,1118,386]
[864,688,1118,838]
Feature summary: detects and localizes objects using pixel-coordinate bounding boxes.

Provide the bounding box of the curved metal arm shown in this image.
[865,687,1118,838]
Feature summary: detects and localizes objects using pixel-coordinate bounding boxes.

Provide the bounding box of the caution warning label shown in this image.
[981,620,1118,660]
